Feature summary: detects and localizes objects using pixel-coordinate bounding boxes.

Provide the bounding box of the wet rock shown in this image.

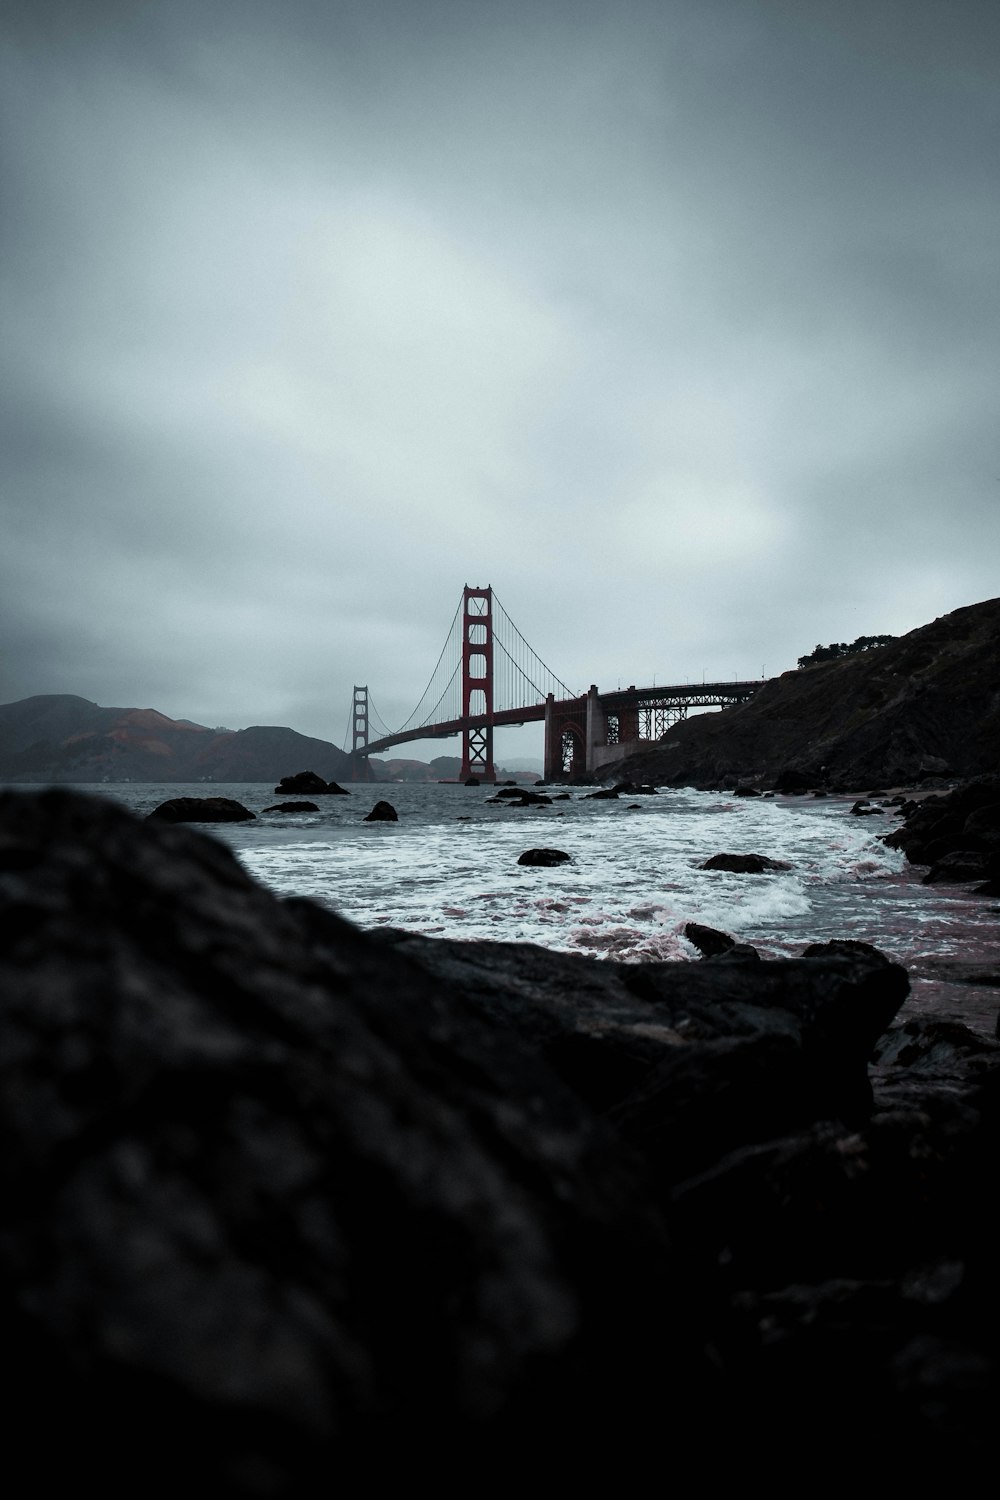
[585,787,620,800]
[490,788,552,806]
[732,785,761,797]
[701,853,793,874]
[273,771,348,795]
[146,797,256,823]
[262,801,320,813]
[515,846,569,870]
[684,921,737,958]
[364,800,399,822]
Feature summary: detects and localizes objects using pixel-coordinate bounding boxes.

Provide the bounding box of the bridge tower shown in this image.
[460,585,495,783]
[350,684,373,782]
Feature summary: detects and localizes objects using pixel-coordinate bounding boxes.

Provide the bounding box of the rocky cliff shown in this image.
[606,596,1000,790]
[0,694,355,782]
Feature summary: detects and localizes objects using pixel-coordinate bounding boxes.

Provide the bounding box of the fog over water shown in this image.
[2,3,998,766]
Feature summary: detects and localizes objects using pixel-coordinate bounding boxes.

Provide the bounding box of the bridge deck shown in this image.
[362,680,762,758]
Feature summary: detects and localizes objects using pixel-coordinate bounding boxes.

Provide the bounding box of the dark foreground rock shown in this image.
[146,796,256,822]
[2,788,1000,1491]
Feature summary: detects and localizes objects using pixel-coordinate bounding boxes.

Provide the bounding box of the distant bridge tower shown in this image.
[460,585,495,783]
[351,684,373,781]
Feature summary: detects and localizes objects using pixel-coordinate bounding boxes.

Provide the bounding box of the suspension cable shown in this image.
[494,635,551,705]
[356,588,577,741]
[393,593,463,732]
[367,696,395,738]
[492,591,578,700]
[416,659,462,729]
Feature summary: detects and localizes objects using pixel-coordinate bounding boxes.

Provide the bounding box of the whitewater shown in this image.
[48,778,1000,1032]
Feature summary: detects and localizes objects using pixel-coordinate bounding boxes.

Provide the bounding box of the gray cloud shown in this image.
[2,0,998,763]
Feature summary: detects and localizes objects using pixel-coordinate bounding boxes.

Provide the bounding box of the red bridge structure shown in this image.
[348,585,763,783]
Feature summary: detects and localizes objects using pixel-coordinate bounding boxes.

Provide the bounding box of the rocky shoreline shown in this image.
[2,786,999,1491]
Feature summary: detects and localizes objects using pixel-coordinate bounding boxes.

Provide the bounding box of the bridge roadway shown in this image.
[361,679,763,779]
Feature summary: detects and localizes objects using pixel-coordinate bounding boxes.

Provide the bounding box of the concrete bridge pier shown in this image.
[544,686,621,780]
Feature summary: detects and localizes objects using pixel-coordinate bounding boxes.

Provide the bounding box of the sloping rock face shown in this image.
[2,789,1000,1492]
[609,596,1000,789]
[0,695,354,783]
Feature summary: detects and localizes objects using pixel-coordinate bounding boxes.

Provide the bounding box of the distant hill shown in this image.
[0,696,357,783]
[372,755,541,782]
[604,596,1000,790]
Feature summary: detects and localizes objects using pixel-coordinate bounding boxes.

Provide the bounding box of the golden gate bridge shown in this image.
[347,585,762,782]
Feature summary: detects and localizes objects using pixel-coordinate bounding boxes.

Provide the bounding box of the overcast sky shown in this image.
[2,0,997,764]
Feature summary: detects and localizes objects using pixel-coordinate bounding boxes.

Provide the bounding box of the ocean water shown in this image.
[31,779,1000,1035]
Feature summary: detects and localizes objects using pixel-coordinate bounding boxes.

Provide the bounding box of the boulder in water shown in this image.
[273,772,349,796]
[146,797,255,823]
[684,921,737,958]
[701,852,792,873]
[364,800,398,822]
[517,848,571,866]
